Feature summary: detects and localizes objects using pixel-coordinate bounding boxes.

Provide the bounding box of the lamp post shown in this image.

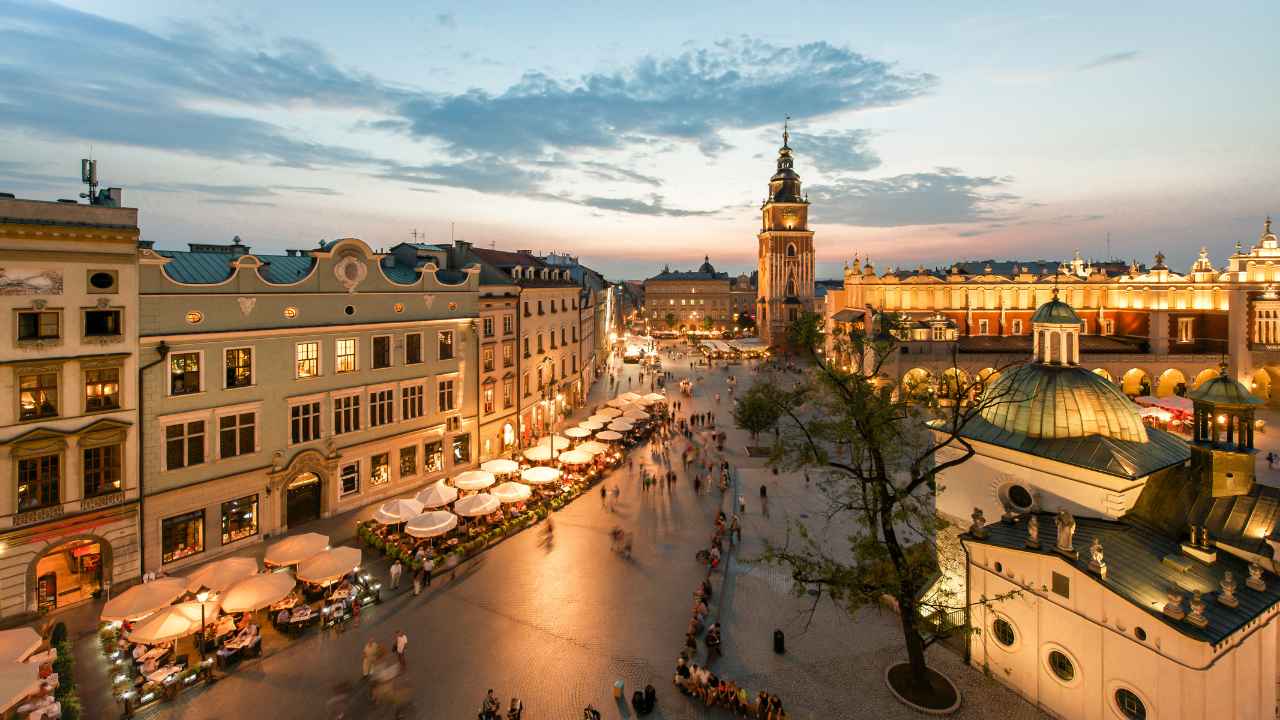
[195,590,209,658]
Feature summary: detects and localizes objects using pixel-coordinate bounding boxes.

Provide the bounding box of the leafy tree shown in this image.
[736,313,756,332]
[753,312,1021,708]
[664,312,677,330]
[701,315,715,332]
[732,383,783,443]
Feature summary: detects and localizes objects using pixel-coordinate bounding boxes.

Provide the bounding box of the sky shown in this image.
[0,0,1277,281]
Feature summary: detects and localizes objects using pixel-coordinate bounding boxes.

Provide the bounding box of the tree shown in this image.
[664,312,677,330]
[752,312,1021,710]
[736,312,756,332]
[701,315,715,332]
[732,383,783,444]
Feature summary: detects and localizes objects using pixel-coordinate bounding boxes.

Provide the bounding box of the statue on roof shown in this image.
[1055,510,1076,557]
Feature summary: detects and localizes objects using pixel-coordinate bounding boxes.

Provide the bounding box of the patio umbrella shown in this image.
[607,420,634,432]
[416,481,459,508]
[405,511,458,539]
[644,392,666,402]
[623,410,649,421]
[537,435,571,451]
[454,493,500,517]
[264,532,330,568]
[221,572,296,613]
[374,497,425,524]
[481,458,520,475]
[297,547,362,586]
[606,397,631,408]
[491,482,532,503]
[520,466,562,485]
[635,396,656,406]
[101,577,188,622]
[522,446,556,463]
[576,440,609,455]
[128,601,220,645]
[596,430,624,442]
[578,419,605,431]
[185,556,260,593]
[0,662,42,714]
[557,450,594,465]
[597,407,622,418]
[587,413,614,423]
[452,469,496,491]
[619,391,642,402]
[564,427,592,438]
[0,629,40,664]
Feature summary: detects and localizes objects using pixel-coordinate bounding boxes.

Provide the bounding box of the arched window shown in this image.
[786,243,797,257]
[786,276,796,297]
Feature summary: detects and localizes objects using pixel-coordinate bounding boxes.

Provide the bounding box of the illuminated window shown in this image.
[224,348,253,388]
[283,306,298,319]
[1177,317,1194,343]
[18,454,60,510]
[169,352,201,395]
[221,495,258,545]
[483,347,495,372]
[19,371,59,420]
[83,444,121,497]
[424,441,444,473]
[438,330,455,360]
[370,452,390,486]
[161,510,204,564]
[335,339,357,373]
[295,342,319,378]
[400,446,417,477]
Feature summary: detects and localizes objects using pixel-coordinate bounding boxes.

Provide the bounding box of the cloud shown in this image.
[127,180,339,204]
[808,168,1020,227]
[435,12,456,28]
[578,161,662,187]
[782,128,880,173]
[375,156,552,195]
[576,194,720,217]
[1077,51,1138,71]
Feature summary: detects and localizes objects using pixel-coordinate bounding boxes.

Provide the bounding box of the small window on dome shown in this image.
[1007,484,1033,511]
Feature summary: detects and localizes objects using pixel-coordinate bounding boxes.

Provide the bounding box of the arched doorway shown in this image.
[32,537,108,613]
[502,422,515,450]
[1191,368,1220,390]
[286,472,323,528]
[1155,369,1187,397]
[1121,368,1151,397]
[940,368,971,401]
[902,368,936,402]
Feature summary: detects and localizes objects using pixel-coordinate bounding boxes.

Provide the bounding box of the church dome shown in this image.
[1031,297,1081,325]
[698,256,716,274]
[979,364,1149,442]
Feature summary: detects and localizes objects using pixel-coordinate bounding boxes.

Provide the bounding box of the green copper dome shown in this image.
[1188,367,1262,407]
[1031,297,1082,325]
[980,364,1148,442]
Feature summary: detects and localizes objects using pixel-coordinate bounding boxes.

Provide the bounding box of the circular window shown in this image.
[89,272,115,290]
[184,310,203,325]
[283,307,298,319]
[1007,484,1034,510]
[344,305,355,316]
[1134,627,1146,642]
[1048,650,1075,683]
[1114,688,1146,719]
[994,562,1004,574]
[394,303,404,313]
[992,618,1016,647]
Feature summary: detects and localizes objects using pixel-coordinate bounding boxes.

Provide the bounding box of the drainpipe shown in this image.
[136,340,169,579]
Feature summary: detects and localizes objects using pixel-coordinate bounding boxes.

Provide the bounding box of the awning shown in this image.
[374,498,425,524]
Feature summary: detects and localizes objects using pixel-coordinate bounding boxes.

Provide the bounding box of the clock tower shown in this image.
[757,123,816,347]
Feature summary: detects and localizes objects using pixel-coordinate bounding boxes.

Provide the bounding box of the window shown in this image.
[16,311,59,341]
[992,617,1016,647]
[452,434,471,464]
[1047,650,1074,683]
[225,348,253,388]
[537,300,544,315]
[483,317,494,337]
[169,352,201,395]
[334,394,361,434]
[572,326,577,342]
[483,347,495,372]
[296,342,319,378]
[399,446,417,478]
[502,378,514,408]
[370,452,390,486]
[503,314,513,334]
[165,420,205,469]
[438,330,455,360]
[402,384,424,420]
[522,372,530,396]
[523,336,530,358]
[537,334,544,354]
[161,510,204,564]
[978,319,990,336]
[1114,689,1147,719]
[335,339,357,373]
[291,401,321,444]
[483,382,495,414]
[424,441,444,473]
[83,444,121,497]
[560,327,566,345]
[83,309,122,336]
[438,379,455,411]
[17,454,59,511]
[88,270,117,291]
[1051,571,1070,598]
[503,343,514,368]
[523,301,530,317]
[1011,319,1023,335]
[340,462,360,496]
[405,333,423,364]
[572,354,578,373]
[19,371,58,420]
[1102,318,1115,336]
[1007,484,1033,510]
[1177,317,1195,343]
[218,412,256,458]
[221,495,259,545]
[372,336,392,369]
[369,388,394,427]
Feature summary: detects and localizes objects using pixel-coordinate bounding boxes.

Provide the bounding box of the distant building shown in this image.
[642,257,751,333]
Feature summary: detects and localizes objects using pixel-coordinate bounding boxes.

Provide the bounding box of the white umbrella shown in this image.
[523,446,556,463]
[0,662,42,714]
[264,532,329,568]
[623,410,649,421]
[221,572,296,613]
[644,392,666,402]
[606,397,631,408]
[579,419,605,431]
[452,470,496,491]
[405,511,458,538]
[374,497,425,524]
[297,547,362,586]
[596,430,624,442]
[128,601,220,645]
[635,396,657,406]
[577,440,609,455]
[558,450,594,465]
[537,435,571,451]
[619,391,642,402]
[597,407,622,418]
[521,466,562,485]
[101,577,188,622]
[491,482,532,503]
[587,413,614,423]
[185,556,260,593]
[0,629,40,664]
[564,426,592,438]
[416,481,459,508]
[607,420,634,432]
[454,493,500,517]
[481,458,520,475]
[618,403,642,414]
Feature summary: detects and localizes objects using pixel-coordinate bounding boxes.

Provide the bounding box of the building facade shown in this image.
[0,194,141,618]
[643,258,735,333]
[757,126,817,347]
[137,237,481,573]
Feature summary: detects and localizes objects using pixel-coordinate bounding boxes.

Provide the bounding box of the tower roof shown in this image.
[1031,293,1082,325]
[767,119,805,204]
[1187,363,1263,407]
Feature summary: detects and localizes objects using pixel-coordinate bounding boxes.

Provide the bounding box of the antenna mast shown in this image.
[79,158,98,203]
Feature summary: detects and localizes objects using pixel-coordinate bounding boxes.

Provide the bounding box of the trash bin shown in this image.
[773,629,785,654]
[613,679,625,699]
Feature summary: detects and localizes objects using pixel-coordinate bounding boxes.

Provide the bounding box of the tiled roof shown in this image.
[158,250,235,284]
[951,416,1189,479]
[472,247,543,269]
[967,513,1280,645]
[260,255,316,284]
[646,269,729,281]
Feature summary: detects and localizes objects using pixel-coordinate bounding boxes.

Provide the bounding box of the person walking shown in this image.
[389,558,403,590]
[362,639,380,677]
[393,630,407,669]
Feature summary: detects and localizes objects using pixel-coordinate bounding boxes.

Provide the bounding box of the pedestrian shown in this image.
[393,630,407,669]
[389,558,403,589]
[738,494,746,513]
[601,485,608,507]
[1270,451,1277,469]
[412,566,423,596]
[362,639,378,677]
[730,514,741,544]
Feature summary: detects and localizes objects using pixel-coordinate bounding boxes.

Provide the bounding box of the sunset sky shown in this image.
[1,0,1276,280]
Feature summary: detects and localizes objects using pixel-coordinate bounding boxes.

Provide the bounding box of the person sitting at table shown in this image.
[141,655,159,676]
[276,608,290,626]
[131,643,146,662]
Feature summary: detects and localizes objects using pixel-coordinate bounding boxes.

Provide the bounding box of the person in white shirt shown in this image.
[393,630,407,669]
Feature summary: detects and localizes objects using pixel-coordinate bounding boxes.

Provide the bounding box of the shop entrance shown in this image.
[35,539,103,612]
[286,472,322,528]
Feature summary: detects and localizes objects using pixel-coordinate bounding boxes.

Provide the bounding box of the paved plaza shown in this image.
[67,348,1049,719]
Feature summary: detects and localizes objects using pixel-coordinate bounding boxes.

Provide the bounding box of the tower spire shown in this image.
[783,115,790,148]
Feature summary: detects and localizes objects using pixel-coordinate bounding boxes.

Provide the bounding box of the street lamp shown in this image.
[195,590,210,657]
